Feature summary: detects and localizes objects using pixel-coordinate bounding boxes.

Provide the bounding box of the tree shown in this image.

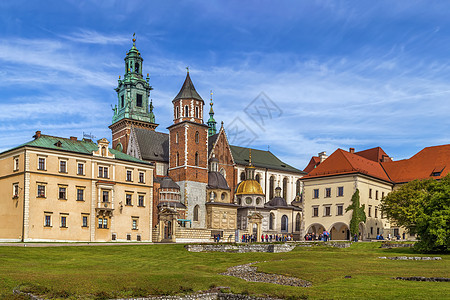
[346,189,366,238]
[381,175,450,253]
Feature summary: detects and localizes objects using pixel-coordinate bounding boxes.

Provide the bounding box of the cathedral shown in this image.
[110,37,306,242]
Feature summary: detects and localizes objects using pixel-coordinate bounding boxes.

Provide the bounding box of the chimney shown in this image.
[349,148,355,154]
[34,131,41,139]
[70,136,77,141]
[318,151,328,163]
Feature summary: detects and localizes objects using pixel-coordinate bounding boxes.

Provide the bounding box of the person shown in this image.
[353,233,358,242]
[265,234,269,242]
[261,234,264,242]
[380,234,384,240]
[402,232,406,240]
[376,234,380,240]
[388,233,391,240]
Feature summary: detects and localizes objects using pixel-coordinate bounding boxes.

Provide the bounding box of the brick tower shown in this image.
[109,35,157,153]
[168,70,209,228]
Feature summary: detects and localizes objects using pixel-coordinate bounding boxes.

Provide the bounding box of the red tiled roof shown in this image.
[302,148,391,182]
[303,156,320,173]
[381,144,450,183]
[355,147,392,162]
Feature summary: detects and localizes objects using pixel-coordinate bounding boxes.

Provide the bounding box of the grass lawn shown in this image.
[0,242,448,299]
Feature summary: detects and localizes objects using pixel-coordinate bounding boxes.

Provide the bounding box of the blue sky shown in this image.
[1,1,450,169]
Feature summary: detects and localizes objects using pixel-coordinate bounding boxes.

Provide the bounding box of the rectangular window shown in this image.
[337,205,343,216]
[103,218,108,229]
[375,207,378,218]
[77,163,84,175]
[138,195,144,207]
[324,206,331,216]
[369,188,372,199]
[376,190,379,200]
[77,189,84,201]
[98,166,103,177]
[126,194,132,206]
[127,234,131,241]
[38,157,46,170]
[136,94,143,107]
[103,167,108,178]
[59,160,67,173]
[44,215,52,227]
[377,227,380,235]
[59,187,67,200]
[121,95,124,108]
[139,172,145,183]
[368,205,372,217]
[313,189,319,199]
[102,191,109,203]
[337,186,344,197]
[325,188,331,198]
[37,185,46,198]
[132,218,138,230]
[137,234,141,241]
[112,233,117,241]
[126,170,132,181]
[60,216,67,228]
[370,227,373,235]
[14,157,19,171]
[13,183,19,198]
[98,218,102,228]
[82,216,88,227]
[313,206,319,217]
[382,192,385,199]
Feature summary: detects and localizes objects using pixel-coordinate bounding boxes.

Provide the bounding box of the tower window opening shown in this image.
[195,106,199,118]
[136,94,143,107]
[135,62,140,73]
[195,131,199,143]
[121,95,124,108]
[195,152,199,166]
[176,152,180,167]
[176,106,179,119]
[185,105,189,117]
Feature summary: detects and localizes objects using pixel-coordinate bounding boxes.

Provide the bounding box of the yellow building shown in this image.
[0,131,154,242]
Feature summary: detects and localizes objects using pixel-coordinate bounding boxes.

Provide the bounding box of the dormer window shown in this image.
[54,141,62,147]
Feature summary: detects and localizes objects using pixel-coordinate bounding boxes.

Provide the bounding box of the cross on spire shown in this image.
[186,66,189,73]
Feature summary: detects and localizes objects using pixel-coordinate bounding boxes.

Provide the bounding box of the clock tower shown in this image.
[109,35,157,153]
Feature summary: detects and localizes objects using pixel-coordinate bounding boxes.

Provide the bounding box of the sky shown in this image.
[1,0,450,169]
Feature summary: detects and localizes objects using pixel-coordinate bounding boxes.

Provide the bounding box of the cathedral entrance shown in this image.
[164,221,172,240]
[247,213,263,242]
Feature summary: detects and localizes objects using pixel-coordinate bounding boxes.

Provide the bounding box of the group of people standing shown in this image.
[241,234,293,243]
[304,230,330,241]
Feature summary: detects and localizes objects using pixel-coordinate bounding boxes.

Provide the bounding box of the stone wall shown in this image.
[176,227,237,243]
[185,243,295,253]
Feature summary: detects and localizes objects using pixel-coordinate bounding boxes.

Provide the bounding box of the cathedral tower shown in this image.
[168,70,209,228]
[109,35,157,153]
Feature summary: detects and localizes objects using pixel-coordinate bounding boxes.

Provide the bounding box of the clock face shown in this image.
[136,83,143,89]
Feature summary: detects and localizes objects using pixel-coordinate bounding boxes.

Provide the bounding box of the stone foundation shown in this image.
[185,243,295,253]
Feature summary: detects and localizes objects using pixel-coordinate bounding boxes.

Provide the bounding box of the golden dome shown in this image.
[235,179,264,196]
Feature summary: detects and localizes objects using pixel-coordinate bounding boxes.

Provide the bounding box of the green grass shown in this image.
[0,242,448,299]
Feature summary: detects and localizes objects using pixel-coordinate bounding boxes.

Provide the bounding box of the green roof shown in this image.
[230,145,305,174]
[5,135,151,165]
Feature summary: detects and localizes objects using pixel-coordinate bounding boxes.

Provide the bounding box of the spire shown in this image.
[207,90,217,136]
[245,148,255,180]
[249,148,252,166]
[173,70,203,102]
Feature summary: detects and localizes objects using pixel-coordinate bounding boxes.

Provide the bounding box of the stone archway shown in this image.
[329,222,350,240]
[306,223,326,239]
[358,222,366,241]
[247,213,263,242]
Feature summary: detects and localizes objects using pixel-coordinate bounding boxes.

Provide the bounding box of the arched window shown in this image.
[296,179,301,196]
[176,152,180,166]
[176,106,179,119]
[219,167,226,178]
[283,177,288,199]
[195,131,199,143]
[269,213,274,230]
[269,176,274,199]
[185,105,189,117]
[255,174,260,183]
[195,106,199,118]
[240,172,245,181]
[193,205,199,221]
[295,213,301,231]
[116,143,123,152]
[175,133,179,144]
[135,62,139,73]
[281,215,288,232]
[195,152,199,166]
